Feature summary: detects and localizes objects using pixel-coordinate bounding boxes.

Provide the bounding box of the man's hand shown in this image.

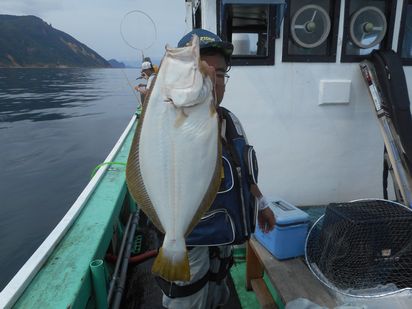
[134,84,147,94]
[200,60,216,84]
[257,207,275,233]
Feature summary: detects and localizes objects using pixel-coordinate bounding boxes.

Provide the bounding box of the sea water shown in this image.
[0,68,140,290]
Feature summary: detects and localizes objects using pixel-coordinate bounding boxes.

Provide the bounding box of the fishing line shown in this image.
[91,162,127,178]
[120,68,141,102]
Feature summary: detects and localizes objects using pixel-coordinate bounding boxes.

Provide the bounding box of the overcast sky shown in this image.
[2,0,189,64]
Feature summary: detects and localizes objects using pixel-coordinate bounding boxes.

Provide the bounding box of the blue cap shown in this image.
[177,29,233,57]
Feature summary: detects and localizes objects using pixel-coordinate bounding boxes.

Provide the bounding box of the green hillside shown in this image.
[0,15,110,68]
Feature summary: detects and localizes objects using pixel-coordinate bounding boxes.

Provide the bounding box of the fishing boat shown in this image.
[1,0,412,308]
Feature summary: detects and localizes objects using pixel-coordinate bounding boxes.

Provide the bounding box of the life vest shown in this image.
[186,107,259,246]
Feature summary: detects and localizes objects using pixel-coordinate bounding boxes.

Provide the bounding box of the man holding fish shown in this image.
[126,28,275,308]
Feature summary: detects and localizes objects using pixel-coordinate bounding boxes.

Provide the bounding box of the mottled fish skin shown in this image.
[126,35,221,281]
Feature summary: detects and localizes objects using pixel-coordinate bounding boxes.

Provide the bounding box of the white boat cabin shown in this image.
[184,0,412,205]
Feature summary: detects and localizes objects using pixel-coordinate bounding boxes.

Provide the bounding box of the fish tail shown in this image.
[152,240,190,282]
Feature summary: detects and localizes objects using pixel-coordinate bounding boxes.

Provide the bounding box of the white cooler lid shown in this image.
[269,199,309,226]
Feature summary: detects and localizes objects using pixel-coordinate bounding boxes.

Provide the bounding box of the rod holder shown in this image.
[90,259,108,309]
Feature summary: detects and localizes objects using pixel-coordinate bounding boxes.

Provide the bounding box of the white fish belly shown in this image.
[139,87,218,239]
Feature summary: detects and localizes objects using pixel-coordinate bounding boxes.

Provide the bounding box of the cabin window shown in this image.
[282,0,341,63]
[398,0,412,65]
[341,0,397,62]
[193,0,202,28]
[217,0,286,66]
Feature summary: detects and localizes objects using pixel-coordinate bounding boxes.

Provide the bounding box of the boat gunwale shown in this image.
[0,115,137,309]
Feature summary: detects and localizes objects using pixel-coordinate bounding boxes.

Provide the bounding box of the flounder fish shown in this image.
[126,35,221,281]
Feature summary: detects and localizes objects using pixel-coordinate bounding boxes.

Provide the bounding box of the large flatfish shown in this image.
[126,35,221,281]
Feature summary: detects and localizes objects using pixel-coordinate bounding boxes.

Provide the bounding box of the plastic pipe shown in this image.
[90,259,108,309]
[111,211,139,309]
[107,213,133,305]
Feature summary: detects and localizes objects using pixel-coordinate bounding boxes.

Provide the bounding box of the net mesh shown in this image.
[306,199,412,297]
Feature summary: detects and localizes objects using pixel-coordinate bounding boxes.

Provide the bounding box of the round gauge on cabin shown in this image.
[350,6,387,49]
[290,4,331,49]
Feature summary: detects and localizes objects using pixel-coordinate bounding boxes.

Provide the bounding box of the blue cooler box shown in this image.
[254,199,310,260]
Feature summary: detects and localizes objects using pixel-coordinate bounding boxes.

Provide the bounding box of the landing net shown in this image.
[305,199,412,298]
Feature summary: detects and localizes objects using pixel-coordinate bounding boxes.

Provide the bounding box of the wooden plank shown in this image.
[246,240,264,290]
[249,236,337,308]
[251,278,278,309]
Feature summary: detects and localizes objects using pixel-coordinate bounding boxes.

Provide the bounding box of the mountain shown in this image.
[120,60,139,68]
[108,59,126,68]
[0,15,110,68]
[120,57,162,69]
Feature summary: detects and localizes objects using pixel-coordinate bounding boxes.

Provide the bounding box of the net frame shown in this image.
[120,10,158,53]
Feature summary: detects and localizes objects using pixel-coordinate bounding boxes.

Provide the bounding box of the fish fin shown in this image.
[126,90,165,234]
[152,247,190,282]
[174,108,188,128]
